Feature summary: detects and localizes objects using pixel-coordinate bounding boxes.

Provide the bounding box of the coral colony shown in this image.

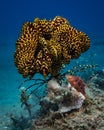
[14,16,90,113]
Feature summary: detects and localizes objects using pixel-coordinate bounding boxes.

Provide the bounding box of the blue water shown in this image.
[0,0,104,129]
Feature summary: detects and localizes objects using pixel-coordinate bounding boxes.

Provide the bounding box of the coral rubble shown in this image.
[14,16,90,78]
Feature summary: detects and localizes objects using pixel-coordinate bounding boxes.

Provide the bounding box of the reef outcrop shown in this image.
[40,75,86,113]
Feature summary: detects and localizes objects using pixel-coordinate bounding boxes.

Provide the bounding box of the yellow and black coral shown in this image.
[14,16,90,78]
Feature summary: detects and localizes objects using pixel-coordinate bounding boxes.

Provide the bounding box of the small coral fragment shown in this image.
[14,16,90,78]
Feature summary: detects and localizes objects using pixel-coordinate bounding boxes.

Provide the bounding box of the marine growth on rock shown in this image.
[14,16,90,78]
[40,75,86,113]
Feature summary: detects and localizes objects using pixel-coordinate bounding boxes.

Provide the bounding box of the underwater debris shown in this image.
[14,16,90,78]
[40,75,86,113]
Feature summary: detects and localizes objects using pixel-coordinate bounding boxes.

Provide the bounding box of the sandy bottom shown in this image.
[0,67,23,130]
